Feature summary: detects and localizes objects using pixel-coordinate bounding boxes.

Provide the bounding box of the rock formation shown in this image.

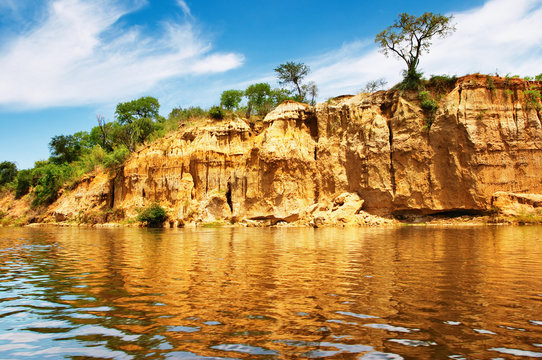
[47,75,542,226]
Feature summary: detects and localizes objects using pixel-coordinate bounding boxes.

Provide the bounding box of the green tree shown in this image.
[274,62,310,101]
[15,169,32,198]
[49,132,90,164]
[245,83,275,116]
[31,162,72,207]
[0,161,17,186]
[114,96,162,152]
[220,90,244,110]
[115,96,160,124]
[375,12,455,89]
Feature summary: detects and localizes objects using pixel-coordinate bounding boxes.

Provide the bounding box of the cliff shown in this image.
[46,75,542,226]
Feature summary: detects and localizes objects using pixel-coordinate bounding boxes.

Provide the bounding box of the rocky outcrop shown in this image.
[48,75,542,226]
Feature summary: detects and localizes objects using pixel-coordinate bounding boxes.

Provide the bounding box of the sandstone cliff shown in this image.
[48,75,542,226]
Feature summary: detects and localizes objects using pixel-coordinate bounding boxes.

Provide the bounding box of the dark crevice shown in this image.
[226,182,233,213]
[304,113,319,140]
[387,120,396,195]
[142,188,146,198]
[205,157,209,195]
[513,106,519,136]
[109,179,115,209]
[393,209,488,219]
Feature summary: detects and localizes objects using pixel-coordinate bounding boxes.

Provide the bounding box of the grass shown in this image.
[201,221,227,228]
[514,210,542,225]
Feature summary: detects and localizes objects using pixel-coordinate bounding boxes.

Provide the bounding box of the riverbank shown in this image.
[1,75,542,227]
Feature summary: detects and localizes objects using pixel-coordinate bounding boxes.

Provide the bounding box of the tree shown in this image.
[15,169,32,198]
[115,96,160,124]
[220,90,244,110]
[363,79,388,93]
[245,83,275,116]
[274,62,310,101]
[49,132,90,164]
[91,114,113,151]
[113,96,162,152]
[375,12,455,89]
[302,81,319,105]
[0,161,17,185]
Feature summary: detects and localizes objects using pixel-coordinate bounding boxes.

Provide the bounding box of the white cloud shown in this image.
[176,0,192,18]
[307,0,542,99]
[0,0,243,108]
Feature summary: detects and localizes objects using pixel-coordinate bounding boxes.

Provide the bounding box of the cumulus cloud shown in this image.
[0,0,243,108]
[308,0,542,99]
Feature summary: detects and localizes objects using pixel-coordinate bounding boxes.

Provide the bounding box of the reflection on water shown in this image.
[0,226,541,359]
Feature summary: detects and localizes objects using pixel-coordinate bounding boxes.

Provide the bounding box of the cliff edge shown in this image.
[45,75,542,226]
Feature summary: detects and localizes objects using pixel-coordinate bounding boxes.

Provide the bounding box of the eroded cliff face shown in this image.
[48,75,542,225]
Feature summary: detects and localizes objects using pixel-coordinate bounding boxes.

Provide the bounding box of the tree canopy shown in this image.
[274,62,311,101]
[245,83,275,116]
[220,90,244,110]
[0,161,17,186]
[115,96,160,124]
[113,96,163,152]
[375,12,455,88]
[49,132,90,164]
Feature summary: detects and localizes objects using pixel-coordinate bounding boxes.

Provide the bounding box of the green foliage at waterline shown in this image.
[137,203,168,227]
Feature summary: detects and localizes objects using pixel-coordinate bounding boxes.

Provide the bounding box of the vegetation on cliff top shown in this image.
[375,12,456,90]
[1,11,541,226]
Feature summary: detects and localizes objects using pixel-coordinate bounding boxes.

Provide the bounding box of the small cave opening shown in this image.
[226,182,233,213]
[142,188,146,198]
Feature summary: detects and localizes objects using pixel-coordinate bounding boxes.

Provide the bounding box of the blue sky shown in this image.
[1,0,541,169]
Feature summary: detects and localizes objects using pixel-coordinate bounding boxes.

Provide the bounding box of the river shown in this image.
[0,226,541,359]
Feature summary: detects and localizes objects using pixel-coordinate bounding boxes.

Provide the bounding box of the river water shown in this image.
[0,226,541,359]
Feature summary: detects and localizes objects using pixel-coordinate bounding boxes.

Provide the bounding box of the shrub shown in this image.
[136,203,168,227]
[15,169,32,198]
[103,146,129,170]
[79,145,107,173]
[536,73,542,81]
[31,163,72,207]
[419,90,438,129]
[419,91,438,112]
[399,69,423,90]
[427,75,457,93]
[523,85,542,111]
[485,76,496,91]
[209,106,225,120]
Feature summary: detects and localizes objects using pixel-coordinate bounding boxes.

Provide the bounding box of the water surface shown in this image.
[0,226,541,359]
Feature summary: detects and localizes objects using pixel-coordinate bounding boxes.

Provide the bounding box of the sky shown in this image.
[0,0,541,169]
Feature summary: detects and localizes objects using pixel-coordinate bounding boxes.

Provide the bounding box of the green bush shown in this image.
[103,146,129,170]
[78,145,107,173]
[399,69,423,90]
[15,169,32,198]
[535,73,542,81]
[209,106,225,120]
[523,85,542,111]
[427,75,457,93]
[419,91,438,112]
[137,203,168,227]
[31,163,73,207]
[485,76,496,91]
[418,90,438,129]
